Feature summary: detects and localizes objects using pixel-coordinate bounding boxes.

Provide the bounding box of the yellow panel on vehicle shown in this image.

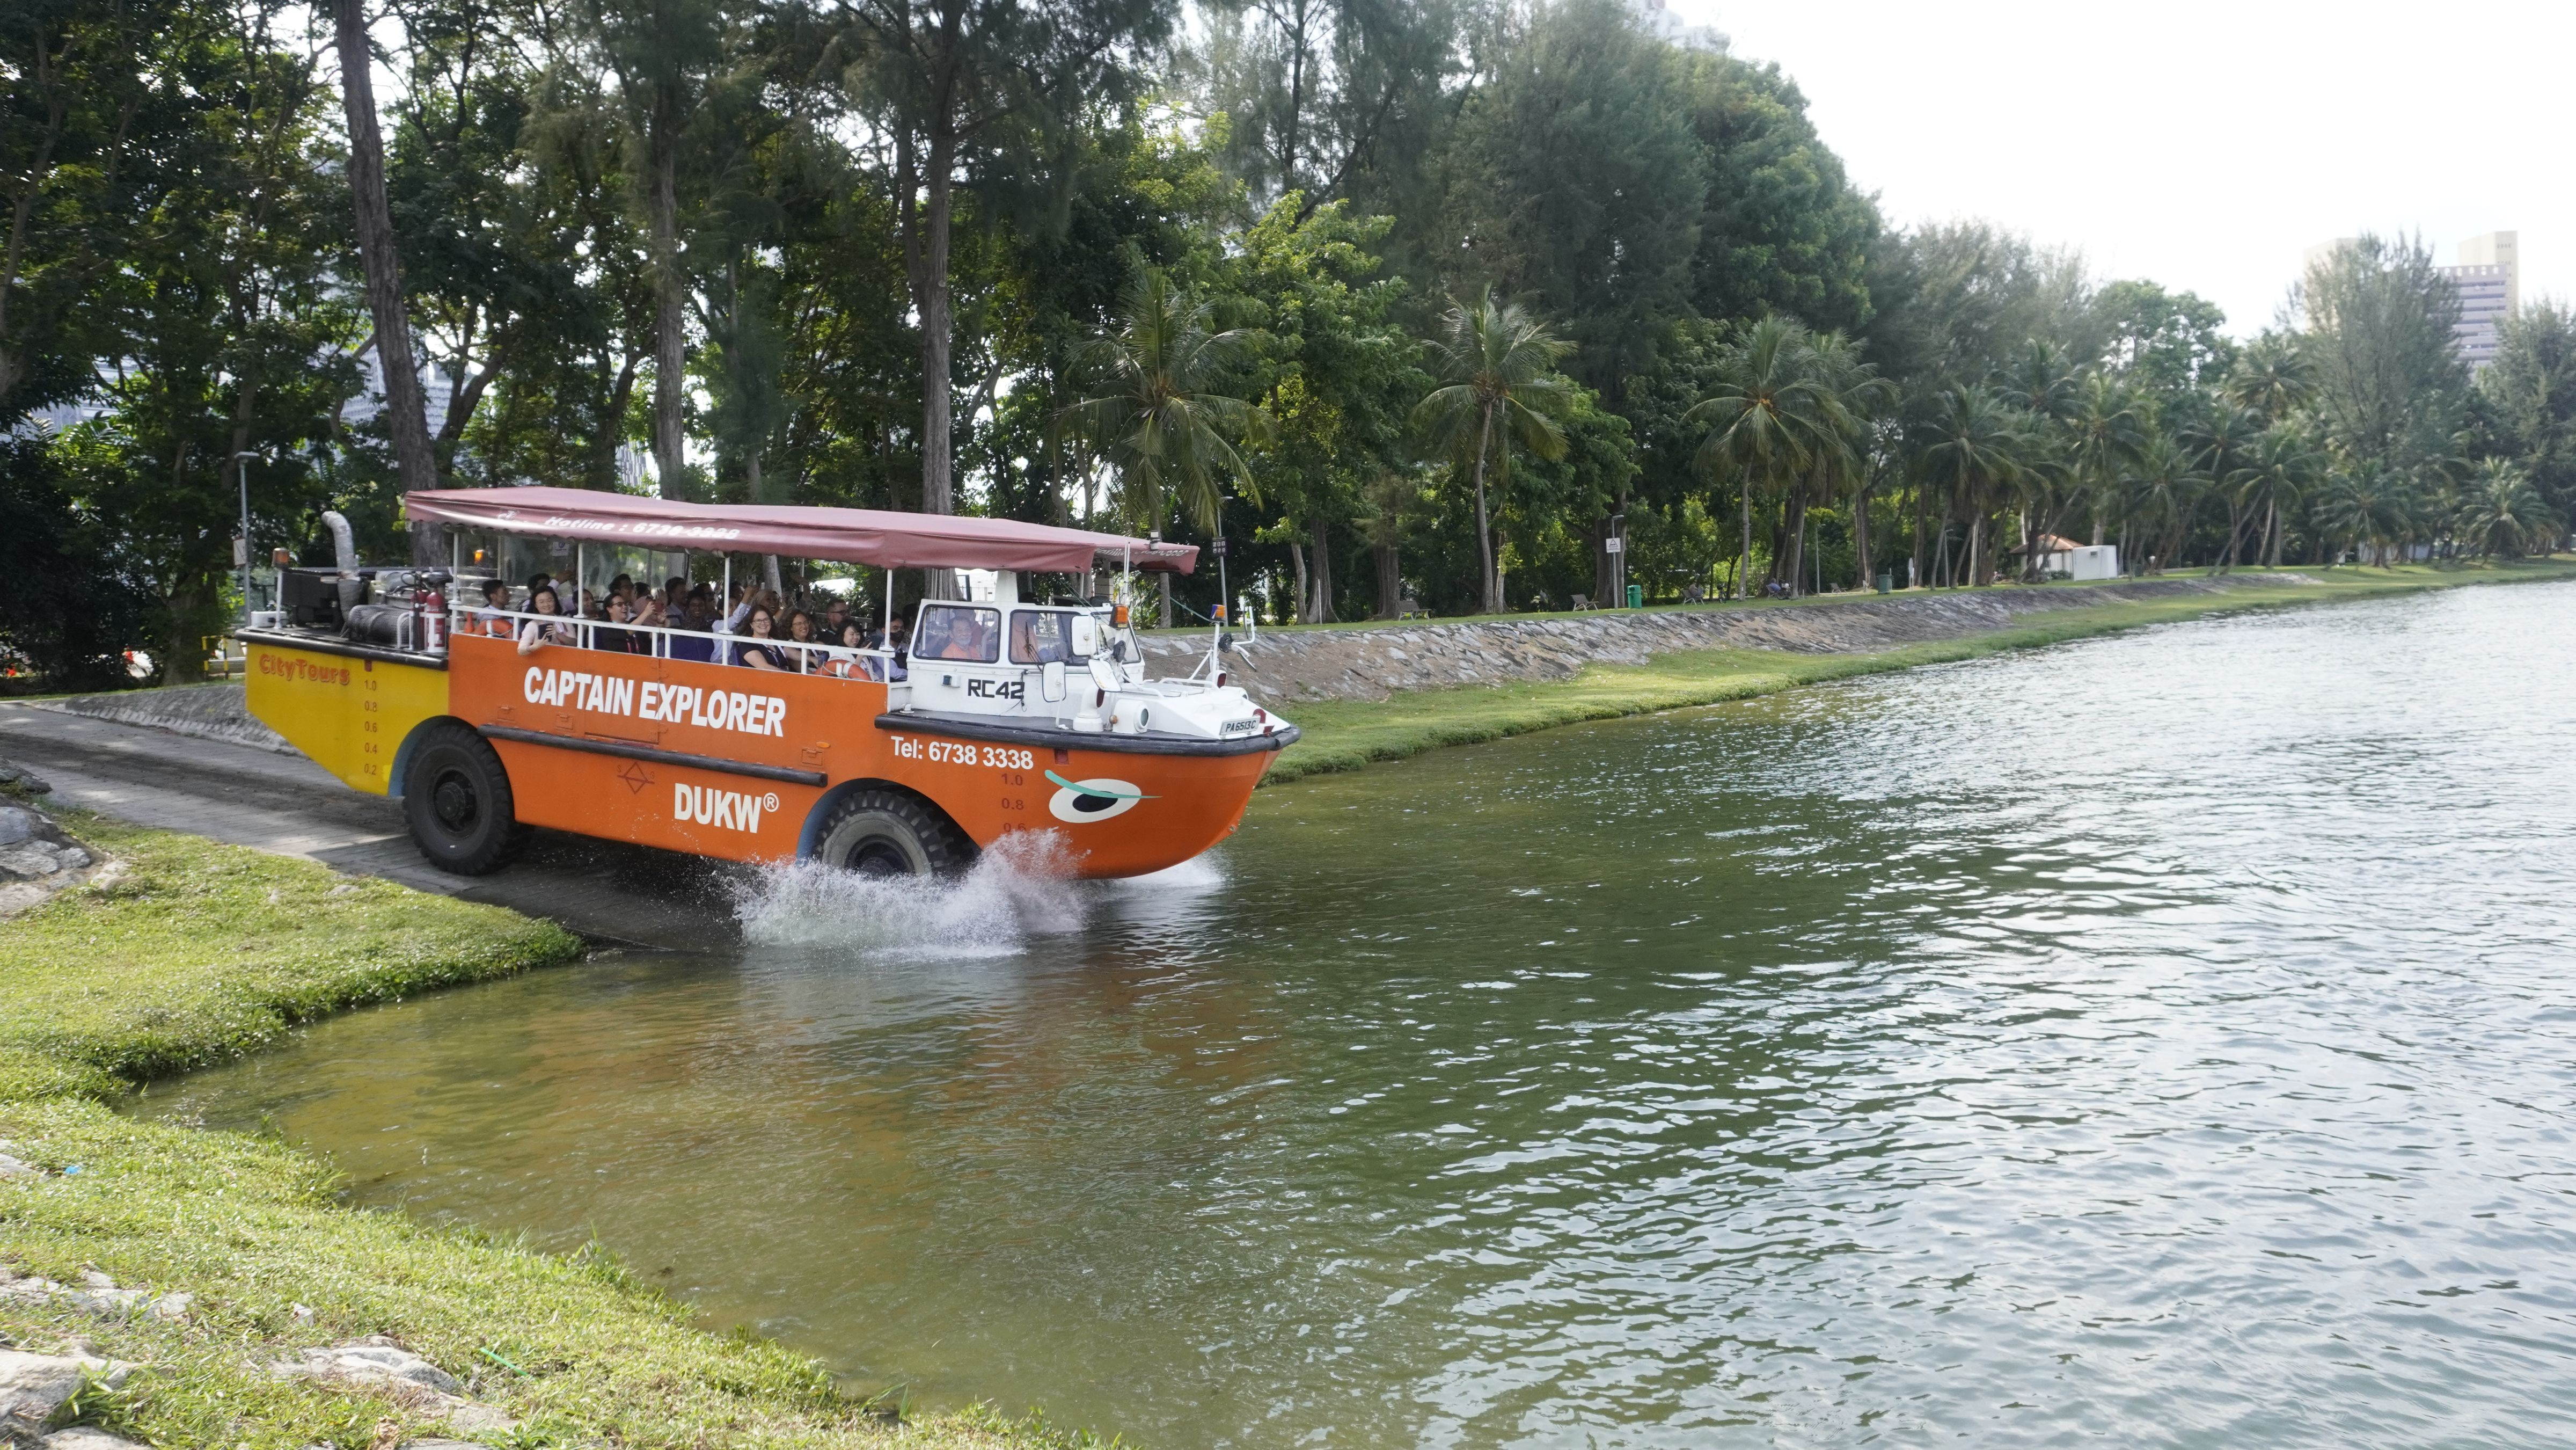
[244,644,450,795]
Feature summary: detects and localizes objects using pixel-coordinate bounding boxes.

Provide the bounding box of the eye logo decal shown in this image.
[1045,770,1153,824]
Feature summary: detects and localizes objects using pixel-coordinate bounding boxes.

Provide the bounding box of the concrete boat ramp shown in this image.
[0,691,742,949]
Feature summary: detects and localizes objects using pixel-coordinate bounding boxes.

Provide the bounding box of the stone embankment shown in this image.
[27,684,292,755]
[1141,575,2312,703]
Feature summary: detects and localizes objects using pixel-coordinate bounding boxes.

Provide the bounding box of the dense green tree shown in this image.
[2298,234,2471,480]
[2480,301,2576,526]
[1437,0,1701,409]
[829,0,1177,535]
[1679,53,1875,336]
[1222,197,1427,621]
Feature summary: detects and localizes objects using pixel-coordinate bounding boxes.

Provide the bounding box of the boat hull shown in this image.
[245,630,1281,879]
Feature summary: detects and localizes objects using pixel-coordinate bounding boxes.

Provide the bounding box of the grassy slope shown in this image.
[0,814,1100,1449]
[1264,562,2576,783]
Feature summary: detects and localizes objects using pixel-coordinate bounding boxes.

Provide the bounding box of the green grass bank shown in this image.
[1263,562,2576,783]
[0,809,1104,1450]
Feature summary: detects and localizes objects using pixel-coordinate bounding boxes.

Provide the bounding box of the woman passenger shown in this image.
[735,607,791,672]
[598,595,648,654]
[783,609,819,673]
[515,586,577,655]
[819,620,879,680]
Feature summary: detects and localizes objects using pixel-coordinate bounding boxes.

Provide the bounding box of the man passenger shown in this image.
[474,578,515,637]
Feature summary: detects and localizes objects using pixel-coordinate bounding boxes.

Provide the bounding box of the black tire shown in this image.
[401,723,522,876]
[810,788,972,878]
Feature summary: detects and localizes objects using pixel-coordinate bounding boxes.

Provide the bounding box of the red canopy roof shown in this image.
[400,486,1198,574]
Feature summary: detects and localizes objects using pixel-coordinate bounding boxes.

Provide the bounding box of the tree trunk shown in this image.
[1783,494,1808,599]
[1472,403,1502,613]
[1910,479,1930,589]
[1373,543,1401,618]
[335,0,436,514]
[1286,539,1308,623]
[1853,482,1872,587]
[649,141,687,500]
[1968,513,1986,586]
[1158,571,1172,627]
[1307,515,1335,623]
[2264,499,2282,567]
[1738,477,1754,601]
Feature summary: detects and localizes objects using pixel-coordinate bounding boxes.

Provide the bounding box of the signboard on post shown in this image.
[1212,537,1230,557]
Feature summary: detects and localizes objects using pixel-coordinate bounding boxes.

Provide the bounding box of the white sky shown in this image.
[1675,0,2568,336]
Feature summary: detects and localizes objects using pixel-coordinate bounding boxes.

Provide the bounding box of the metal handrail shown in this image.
[451,605,896,679]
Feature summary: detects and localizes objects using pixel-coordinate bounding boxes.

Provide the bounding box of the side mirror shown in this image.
[1088,655,1121,694]
[1041,658,1067,703]
[1071,613,1099,658]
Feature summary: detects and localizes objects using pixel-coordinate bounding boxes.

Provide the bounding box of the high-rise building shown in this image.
[2440,231,2518,368]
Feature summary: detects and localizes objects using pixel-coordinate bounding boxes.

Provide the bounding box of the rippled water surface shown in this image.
[141,582,2576,1447]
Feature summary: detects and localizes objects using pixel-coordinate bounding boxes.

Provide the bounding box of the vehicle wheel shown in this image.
[811,789,972,878]
[402,723,522,875]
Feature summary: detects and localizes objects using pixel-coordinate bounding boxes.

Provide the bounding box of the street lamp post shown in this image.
[231,449,263,621]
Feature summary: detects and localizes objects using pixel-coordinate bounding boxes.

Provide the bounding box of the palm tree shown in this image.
[1413,290,1574,613]
[1997,340,2083,425]
[1685,316,1839,600]
[1793,333,1893,596]
[1912,385,2032,586]
[2117,433,2205,574]
[2452,457,2555,557]
[1057,269,1271,536]
[2050,370,2153,577]
[2223,334,2317,424]
[2231,424,2322,569]
[2177,402,2266,571]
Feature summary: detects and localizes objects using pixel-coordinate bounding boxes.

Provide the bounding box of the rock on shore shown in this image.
[1141,575,2309,703]
[0,791,105,918]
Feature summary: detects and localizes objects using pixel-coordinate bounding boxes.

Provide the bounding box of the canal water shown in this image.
[138,581,2576,1447]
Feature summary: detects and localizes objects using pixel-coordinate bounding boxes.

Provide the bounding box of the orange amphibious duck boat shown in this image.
[236,488,1295,879]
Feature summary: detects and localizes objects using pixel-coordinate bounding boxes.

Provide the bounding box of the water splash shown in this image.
[734,829,1088,955]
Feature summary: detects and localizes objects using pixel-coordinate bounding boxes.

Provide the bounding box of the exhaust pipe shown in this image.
[321,511,358,573]
[322,510,362,613]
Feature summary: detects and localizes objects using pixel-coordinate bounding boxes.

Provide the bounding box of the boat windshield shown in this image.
[1008,609,1089,665]
[914,604,1000,662]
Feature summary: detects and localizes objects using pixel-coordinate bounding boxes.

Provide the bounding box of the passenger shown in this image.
[715,585,774,666]
[596,595,648,654]
[883,617,910,665]
[515,586,577,656]
[608,573,635,607]
[669,588,717,663]
[630,593,669,657]
[735,607,791,672]
[823,600,850,639]
[819,620,874,680]
[783,609,819,674]
[474,579,515,638]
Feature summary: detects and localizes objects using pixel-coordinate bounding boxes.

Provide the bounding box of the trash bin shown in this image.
[1625,584,1643,609]
[1876,571,1892,594]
